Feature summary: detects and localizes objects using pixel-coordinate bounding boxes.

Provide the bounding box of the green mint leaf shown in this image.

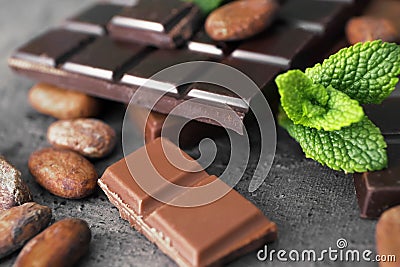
[306,40,400,104]
[182,0,223,14]
[276,70,364,131]
[279,109,387,173]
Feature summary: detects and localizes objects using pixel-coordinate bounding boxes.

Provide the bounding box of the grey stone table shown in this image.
[0,1,381,266]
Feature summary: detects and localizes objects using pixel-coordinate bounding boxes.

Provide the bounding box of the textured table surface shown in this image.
[0,1,382,266]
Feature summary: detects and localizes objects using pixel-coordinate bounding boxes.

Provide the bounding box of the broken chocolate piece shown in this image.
[98,138,277,266]
[353,144,400,218]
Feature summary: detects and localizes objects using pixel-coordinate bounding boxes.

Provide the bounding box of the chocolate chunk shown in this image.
[205,0,279,41]
[363,97,400,136]
[278,0,351,34]
[62,36,149,81]
[64,3,125,35]
[220,57,282,89]
[188,29,238,56]
[121,49,217,95]
[145,176,277,267]
[13,29,93,67]
[230,25,316,69]
[186,83,249,111]
[107,0,202,48]
[353,144,400,218]
[98,138,277,266]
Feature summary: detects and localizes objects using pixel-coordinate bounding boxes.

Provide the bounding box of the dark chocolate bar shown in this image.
[108,0,202,48]
[98,138,277,266]
[353,144,400,218]
[64,3,125,35]
[9,0,363,133]
[278,0,353,34]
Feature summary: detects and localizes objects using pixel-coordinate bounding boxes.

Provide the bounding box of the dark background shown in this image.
[0,1,383,266]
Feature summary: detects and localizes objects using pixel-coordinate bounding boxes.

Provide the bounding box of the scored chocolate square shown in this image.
[62,36,149,81]
[278,0,352,34]
[230,25,316,69]
[121,49,219,95]
[108,0,202,48]
[12,29,93,67]
[98,138,277,266]
[64,3,125,35]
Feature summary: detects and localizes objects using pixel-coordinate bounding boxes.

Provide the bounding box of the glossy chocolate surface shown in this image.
[9,0,362,132]
[14,29,92,67]
[364,97,400,136]
[231,25,316,69]
[354,144,400,218]
[98,138,277,266]
[279,0,351,33]
[62,36,148,80]
[108,0,201,48]
[65,3,125,35]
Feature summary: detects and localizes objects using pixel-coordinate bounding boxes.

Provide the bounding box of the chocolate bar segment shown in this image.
[353,144,400,218]
[98,138,277,266]
[100,138,209,215]
[108,0,202,48]
[64,3,125,35]
[121,49,217,94]
[9,0,361,132]
[13,29,93,67]
[146,175,277,267]
[278,0,352,34]
[220,57,282,89]
[188,29,238,56]
[231,25,316,69]
[62,36,149,81]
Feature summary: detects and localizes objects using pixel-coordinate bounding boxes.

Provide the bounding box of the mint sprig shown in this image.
[277,70,364,131]
[306,40,400,104]
[276,41,400,173]
[182,0,223,14]
[279,109,387,173]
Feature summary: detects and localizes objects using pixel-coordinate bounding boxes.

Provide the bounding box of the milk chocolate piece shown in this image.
[98,138,277,266]
[353,144,400,218]
[65,3,124,35]
[107,0,202,48]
